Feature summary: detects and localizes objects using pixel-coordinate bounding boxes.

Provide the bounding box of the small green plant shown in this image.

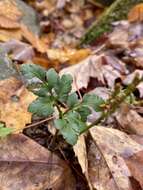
[20,63,142,145]
[0,123,13,138]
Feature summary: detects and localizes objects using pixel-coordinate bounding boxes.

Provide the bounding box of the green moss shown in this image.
[91,0,115,6]
[80,0,143,46]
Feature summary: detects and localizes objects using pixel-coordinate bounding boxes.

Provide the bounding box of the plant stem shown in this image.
[25,116,55,128]
[56,104,63,118]
[82,76,142,132]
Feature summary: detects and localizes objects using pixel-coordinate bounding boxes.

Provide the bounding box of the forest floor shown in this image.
[0,0,143,190]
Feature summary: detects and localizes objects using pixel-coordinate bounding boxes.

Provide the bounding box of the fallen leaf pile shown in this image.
[0,1,143,190]
[59,9,143,189]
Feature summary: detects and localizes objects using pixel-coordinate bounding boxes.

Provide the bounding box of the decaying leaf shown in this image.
[32,55,50,68]
[0,0,41,46]
[125,150,143,189]
[60,54,122,91]
[87,138,118,190]
[0,77,36,132]
[0,134,75,190]
[73,134,93,188]
[56,0,69,9]
[116,104,143,135]
[47,48,91,64]
[15,0,40,35]
[0,28,22,42]
[0,0,22,42]
[21,24,47,53]
[0,0,22,21]
[108,21,143,49]
[128,3,143,22]
[0,40,34,62]
[0,15,20,29]
[89,126,143,190]
[74,134,88,175]
[0,49,19,80]
[35,0,55,16]
[107,21,130,48]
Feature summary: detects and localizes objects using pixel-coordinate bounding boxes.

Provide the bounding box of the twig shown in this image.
[73,76,82,101]
[25,116,55,129]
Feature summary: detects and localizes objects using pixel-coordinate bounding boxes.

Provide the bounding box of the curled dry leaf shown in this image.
[60,54,122,91]
[116,104,143,135]
[103,54,129,74]
[89,126,143,190]
[0,134,75,190]
[0,77,36,132]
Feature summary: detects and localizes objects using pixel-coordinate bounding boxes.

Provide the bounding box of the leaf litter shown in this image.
[0,0,143,190]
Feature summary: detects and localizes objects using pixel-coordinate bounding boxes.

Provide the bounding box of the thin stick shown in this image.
[74,76,82,101]
[25,116,55,129]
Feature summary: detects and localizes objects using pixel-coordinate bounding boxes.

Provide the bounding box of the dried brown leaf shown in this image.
[73,134,93,188]
[0,28,22,42]
[74,134,88,175]
[21,24,47,53]
[0,77,36,132]
[0,134,75,190]
[108,21,129,48]
[87,139,118,190]
[0,0,22,21]
[0,15,20,29]
[60,54,121,91]
[47,48,91,64]
[90,126,143,190]
[0,40,34,62]
[128,3,143,22]
[116,104,143,135]
[125,150,143,189]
